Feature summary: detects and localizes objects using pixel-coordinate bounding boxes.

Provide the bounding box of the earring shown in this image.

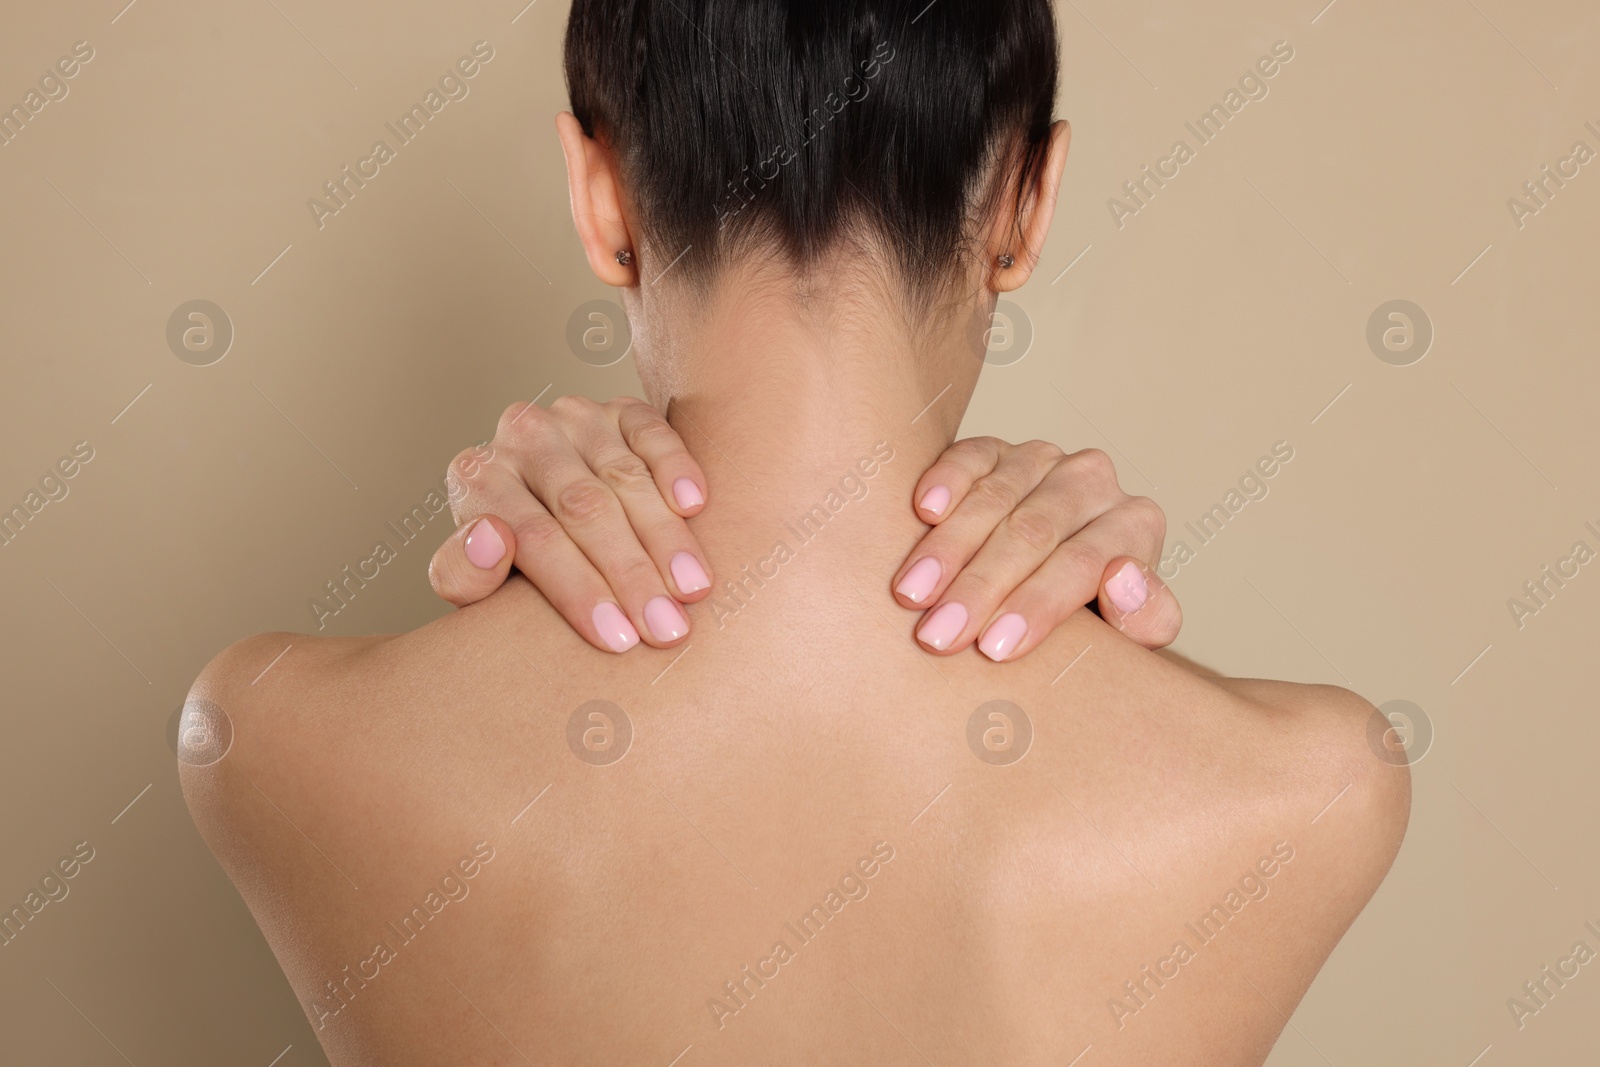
[615,250,633,266]
[997,253,1015,269]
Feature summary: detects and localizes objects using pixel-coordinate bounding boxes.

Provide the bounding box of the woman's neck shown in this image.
[630,264,990,600]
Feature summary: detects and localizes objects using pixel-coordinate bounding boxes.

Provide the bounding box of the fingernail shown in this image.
[979,613,1028,662]
[919,484,952,517]
[673,478,704,510]
[917,602,969,651]
[670,551,710,595]
[464,519,505,569]
[895,557,943,604]
[593,602,640,652]
[1107,562,1149,615]
[644,595,690,642]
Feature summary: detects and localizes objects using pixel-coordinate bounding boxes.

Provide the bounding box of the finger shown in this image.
[576,404,715,604]
[452,462,645,652]
[445,436,509,529]
[454,400,709,604]
[429,516,517,608]
[894,441,1090,613]
[514,403,691,647]
[964,509,1167,661]
[925,494,1145,657]
[611,398,708,516]
[437,400,694,651]
[908,437,1005,524]
[1097,558,1182,650]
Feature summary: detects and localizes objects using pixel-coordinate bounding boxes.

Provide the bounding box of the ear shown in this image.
[988,120,1072,292]
[555,111,637,287]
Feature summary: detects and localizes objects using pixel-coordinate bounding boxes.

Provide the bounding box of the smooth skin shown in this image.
[180,112,1410,1067]
[428,398,1182,659]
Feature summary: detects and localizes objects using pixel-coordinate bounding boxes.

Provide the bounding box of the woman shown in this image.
[181,2,1409,1063]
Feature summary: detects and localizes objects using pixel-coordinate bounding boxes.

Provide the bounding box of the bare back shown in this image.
[182,557,1408,1066]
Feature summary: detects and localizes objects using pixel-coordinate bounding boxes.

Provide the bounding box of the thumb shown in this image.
[429,516,518,608]
[1098,558,1182,649]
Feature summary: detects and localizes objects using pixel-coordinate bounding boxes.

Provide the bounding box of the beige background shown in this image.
[1,0,1596,1063]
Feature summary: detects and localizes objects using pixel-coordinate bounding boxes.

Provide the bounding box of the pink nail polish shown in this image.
[1107,562,1149,615]
[919,484,952,517]
[979,613,1028,662]
[673,478,704,510]
[644,595,689,642]
[593,602,640,652]
[895,557,943,604]
[464,519,505,569]
[670,551,710,595]
[917,602,968,651]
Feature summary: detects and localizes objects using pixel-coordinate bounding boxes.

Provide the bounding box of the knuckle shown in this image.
[1020,439,1066,466]
[449,447,482,480]
[593,454,654,491]
[444,471,468,512]
[949,436,1000,466]
[550,394,598,419]
[1127,495,1167,539]
[1068,447,1115,481]
[967,475,1017,512]
[607,396,651,418]
[611,555,664,594]
[497,401,541,438]
[426,554,452,596]
[1003,507,1058,553]
[428,558,472,606]
[1056,538,1106,580]
[509,513,564,556]
[948,565,1005,605]
[552,479,614,524]
[624,417,681,452]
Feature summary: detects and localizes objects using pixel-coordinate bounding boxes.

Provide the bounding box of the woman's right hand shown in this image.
[430,396,712,653]
[429,396,1181,656]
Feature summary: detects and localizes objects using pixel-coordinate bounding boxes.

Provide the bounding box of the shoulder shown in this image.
[183,630,345,713]
[1221,677,1411,848]
[1087,674,1413,1061]
[1143,657,1411,908]
[180,629,385,750]
[1211,676,1411,937]
[1141,647,1411,868]
[1049,622,1410,885]
[1127,675,1411,1043]
[175,631,387,861]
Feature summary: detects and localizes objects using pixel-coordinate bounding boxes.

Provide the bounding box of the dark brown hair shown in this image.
[565,0,1059,302]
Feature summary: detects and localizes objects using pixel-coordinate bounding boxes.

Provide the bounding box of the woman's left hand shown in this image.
[893,438,1181,660]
